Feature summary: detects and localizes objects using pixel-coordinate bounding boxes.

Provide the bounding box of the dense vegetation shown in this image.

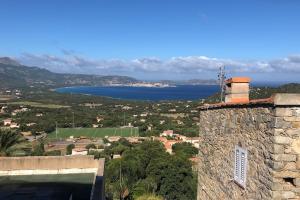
[0,129,25,156]
[98,139,197,200]
[2,89,200,138]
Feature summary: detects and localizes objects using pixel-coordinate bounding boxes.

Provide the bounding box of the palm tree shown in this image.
[0,129,24,156]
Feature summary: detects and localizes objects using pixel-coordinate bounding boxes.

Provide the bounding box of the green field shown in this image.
[4,101,70,108]
[48,127,139,139]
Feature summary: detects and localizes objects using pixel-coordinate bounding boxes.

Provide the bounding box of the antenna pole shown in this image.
[218,66,226,102]
[56,121,58,139]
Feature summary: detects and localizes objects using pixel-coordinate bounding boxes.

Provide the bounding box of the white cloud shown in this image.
[17,52,300,78]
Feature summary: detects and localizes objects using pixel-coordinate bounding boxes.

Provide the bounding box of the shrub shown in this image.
[66,143,75,155]
[45,150,61,156]
[85,143,96,150]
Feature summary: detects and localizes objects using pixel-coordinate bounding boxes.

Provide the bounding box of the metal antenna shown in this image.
[218,66,226,102]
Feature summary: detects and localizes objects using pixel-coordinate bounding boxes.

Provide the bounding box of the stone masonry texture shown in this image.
[198,105,300,200]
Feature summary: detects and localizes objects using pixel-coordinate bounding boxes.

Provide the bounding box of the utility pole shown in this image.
[72,112,75,128]
[55,121,58,139]
[123,112,125,126]
[218,66,226,102]
[119,159,123,200]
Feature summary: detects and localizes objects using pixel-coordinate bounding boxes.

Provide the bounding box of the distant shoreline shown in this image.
[55,85,220,101]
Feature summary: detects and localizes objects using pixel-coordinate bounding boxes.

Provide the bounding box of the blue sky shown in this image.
[0,0,300,81]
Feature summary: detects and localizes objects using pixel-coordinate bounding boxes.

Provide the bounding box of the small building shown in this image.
[72,148,88,155]
[36,113,43,117]
[10,122,20,129]
[140,113,148,117]
[154,136,181,154]
[197,77,300,200]
[160,130,174,137]
[113,154,121,159]
[3,118,12,126]
[26,122,36,127]
[107,136,121,143]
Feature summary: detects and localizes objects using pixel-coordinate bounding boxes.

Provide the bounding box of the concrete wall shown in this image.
[0,156,105,200]
[0,155,100,171]
[198,106,275,200]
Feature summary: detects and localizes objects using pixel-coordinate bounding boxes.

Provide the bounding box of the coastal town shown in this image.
[1,1,299,199]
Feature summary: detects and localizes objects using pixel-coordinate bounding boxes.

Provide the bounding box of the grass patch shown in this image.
[6,101,69,108]
[48,127,139,139]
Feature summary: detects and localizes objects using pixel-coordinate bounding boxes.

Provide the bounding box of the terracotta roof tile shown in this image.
[226,77,251,83]
[199,97,274,109]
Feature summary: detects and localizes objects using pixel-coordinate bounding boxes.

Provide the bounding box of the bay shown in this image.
[56,85,220,101]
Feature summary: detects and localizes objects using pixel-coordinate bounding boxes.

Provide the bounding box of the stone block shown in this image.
[276,118,292,129]
[284,117,300,122]
[292,139,300,154]
[285,147,292,154]
[274,129,285,136]
[283,162,296,170]
[297,156,300,169]
[287,129,300,137]
[272,161,285,170]
[272,154,296,162]
[273,144,285,154]
[292,187,300,194]
[272,191,281,199]
[282,191,296,199]
[292,121,300,128]
[273,170,300,178]
[271,182,284,190]
[274,93,300,106]
[273,136,293,144]
[293,178,300,187]
[276,108,293,117]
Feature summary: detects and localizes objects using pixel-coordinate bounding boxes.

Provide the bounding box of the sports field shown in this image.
[48,127,139,139]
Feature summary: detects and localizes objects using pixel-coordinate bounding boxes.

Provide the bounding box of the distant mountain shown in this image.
[0,57,218,89]
[0,57,138,88]
[0,57,21,66]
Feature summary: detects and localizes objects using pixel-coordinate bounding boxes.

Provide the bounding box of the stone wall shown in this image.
[198,102,300,200]
[198,106,275,200]
[272,107,300,199]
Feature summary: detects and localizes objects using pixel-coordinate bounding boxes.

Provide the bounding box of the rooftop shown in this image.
[0,156,105,200]
[199,93,300,110]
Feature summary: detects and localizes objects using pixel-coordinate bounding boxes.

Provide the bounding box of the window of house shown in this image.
[234,146,248,188]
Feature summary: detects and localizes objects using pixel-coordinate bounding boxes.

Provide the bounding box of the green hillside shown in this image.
[0,58,138,88]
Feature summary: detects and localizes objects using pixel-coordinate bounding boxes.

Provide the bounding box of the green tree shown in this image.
[32,140,45,156]
[66,143,75,155]
[85,143,96,150]
[45,150,61,156]
[136,194,163,200]
[0,129,24,156]
[172,142,198,158]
